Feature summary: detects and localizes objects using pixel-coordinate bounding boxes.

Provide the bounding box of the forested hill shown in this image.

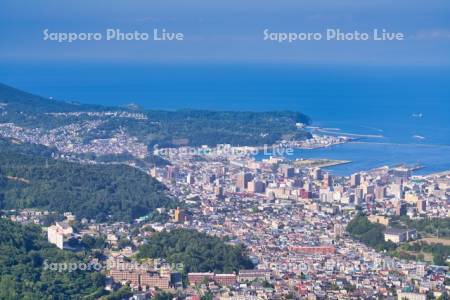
[0,141,177,222]
[145,109,312,146]
[0,137,56,157]
[0,82,108,113]
[0,218,106,299]
[138,229,254,274]
[0,83,312,147]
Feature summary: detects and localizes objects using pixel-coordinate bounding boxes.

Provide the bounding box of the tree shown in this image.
[138,229,254,276]
[0,219,106,299]
[347,214,397,251]
[0,149,178,222]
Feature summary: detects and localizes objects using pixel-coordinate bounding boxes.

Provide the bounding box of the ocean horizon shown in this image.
[2,63,450,175]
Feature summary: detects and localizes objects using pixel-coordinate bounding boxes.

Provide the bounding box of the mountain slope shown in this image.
[0,82,106,113]
[0,140,177,222]
[0,218,105,299]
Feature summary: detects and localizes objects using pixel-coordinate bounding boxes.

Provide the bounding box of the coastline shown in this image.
[293,158,352,169]
[255,138,450,176]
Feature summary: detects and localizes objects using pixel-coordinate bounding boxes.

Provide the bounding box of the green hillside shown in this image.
[0,83,312,147]
[0,218,105,299]
[138,229,254,274]
[0,143,177,222]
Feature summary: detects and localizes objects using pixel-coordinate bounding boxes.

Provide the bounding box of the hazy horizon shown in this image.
[2,0,450,65]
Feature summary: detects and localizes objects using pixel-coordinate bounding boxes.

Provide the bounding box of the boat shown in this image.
[413,135,425,140]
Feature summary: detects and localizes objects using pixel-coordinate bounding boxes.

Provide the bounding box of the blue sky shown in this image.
[1,0,450,65]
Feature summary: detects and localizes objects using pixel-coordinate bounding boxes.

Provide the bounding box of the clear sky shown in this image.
[1,0,450,65]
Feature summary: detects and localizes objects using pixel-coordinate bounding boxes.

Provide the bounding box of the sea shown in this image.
[1,62,450,176]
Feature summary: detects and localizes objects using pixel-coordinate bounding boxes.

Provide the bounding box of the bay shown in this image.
[1,63,449,175]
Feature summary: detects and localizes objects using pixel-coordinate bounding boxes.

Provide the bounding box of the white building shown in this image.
[384,228,417,244]
[47,222,73,249]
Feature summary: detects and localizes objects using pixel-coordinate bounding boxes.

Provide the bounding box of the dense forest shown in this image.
[0,138,56,158]
[143,109,311,147]
[138,229,254,274]
[90,109,312,147]
[0,218,105,299]
[0,150,177,222]
[0,83,312,147]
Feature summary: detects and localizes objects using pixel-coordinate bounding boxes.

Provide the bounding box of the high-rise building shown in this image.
[363,184,375,196]
[319,188,334,203]
[417,199,427,213]
[186,173,195,184]
[236,172,253,191]
[281,165,295,179]
[355,188,364,204]
[303,181,313,192]
[214,185,224,199]
[322,173,333,189]
[248,180,266,193]
[350,173,361,187]
[396,201,407,216]
[312,168,323,180]
[375,186,386,200]
[216,166,227,177]
[390,183,404,199]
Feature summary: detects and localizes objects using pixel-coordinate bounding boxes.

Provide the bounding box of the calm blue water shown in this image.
[255,142,450,176]
[1,63,450,175]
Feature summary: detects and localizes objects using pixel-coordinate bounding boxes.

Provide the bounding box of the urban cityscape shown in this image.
[1,99,449,299]
[1,0,450,299]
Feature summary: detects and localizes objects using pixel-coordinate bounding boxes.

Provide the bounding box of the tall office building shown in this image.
[375,186,386,200]
[214,185,224,199]
[312,168,323,180]
[363,184,375,196]
[390,183,404,199]
[281,165,295,179]
[396,201,407,216]
[186,173,195,184]
[417,199,427,213]
[322,173,333,189]
[350,173,361,187]
[355,188,364,204]
[248,180,266,193]
[236,172,253,191]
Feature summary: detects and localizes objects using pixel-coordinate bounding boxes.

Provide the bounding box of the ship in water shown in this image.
[413,135,425,140]
[411,113,423,118]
